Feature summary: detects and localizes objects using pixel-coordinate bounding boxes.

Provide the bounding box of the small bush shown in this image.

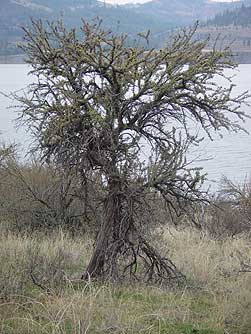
[0,154,101,235]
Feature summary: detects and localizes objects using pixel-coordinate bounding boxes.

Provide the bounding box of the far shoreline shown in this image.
[1,53,251,65]
[0,55,25,64]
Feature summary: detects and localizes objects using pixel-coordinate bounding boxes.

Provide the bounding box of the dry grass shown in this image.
[1,228,251,333]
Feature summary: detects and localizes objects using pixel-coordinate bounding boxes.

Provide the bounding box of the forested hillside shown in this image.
[0,0,162,56]
[0,0,248,57]
[195,2,251,63]
[207,3,251,27]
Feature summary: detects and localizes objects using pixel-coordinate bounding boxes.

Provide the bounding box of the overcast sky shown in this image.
[104,0,240,5]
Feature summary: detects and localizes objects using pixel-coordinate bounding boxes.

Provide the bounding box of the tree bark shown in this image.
[82,176,122,279]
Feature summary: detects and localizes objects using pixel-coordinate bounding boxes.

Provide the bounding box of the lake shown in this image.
[0,64,251,191]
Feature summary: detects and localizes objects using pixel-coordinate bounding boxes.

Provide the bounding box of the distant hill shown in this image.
[206,3,251,27]
[0,0,250,57]
[135,0,243,26]
[0,0,51,55]
[0,0,165,55]
[194,2,251,64]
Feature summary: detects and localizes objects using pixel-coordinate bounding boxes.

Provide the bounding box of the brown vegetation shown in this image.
[1,227,251,333]
[1,145,251,333]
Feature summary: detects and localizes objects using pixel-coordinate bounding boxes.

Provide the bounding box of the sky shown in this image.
[104,0,240,5]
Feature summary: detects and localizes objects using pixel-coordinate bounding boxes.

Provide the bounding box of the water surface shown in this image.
[0,64,250,190]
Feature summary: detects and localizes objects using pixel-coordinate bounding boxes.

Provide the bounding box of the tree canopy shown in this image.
[16,19,249,283]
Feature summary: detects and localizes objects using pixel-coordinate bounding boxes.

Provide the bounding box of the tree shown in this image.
[16,19,249,282]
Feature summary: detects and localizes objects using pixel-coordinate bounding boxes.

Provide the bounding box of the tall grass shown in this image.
[1,228,251,333]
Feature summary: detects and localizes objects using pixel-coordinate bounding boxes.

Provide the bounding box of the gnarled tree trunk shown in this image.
[82,176,122,279]
[82,174,184,283]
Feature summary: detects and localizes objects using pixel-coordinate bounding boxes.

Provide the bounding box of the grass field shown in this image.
[1,228,251,334]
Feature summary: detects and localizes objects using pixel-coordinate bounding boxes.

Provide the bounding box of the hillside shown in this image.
[195,3,251,63]
[196,25,251,63]
[0,0,50,55]
[135,0,244,27]
[207,3,251,27]
[0,0,163,55]
[0,0,249,57]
